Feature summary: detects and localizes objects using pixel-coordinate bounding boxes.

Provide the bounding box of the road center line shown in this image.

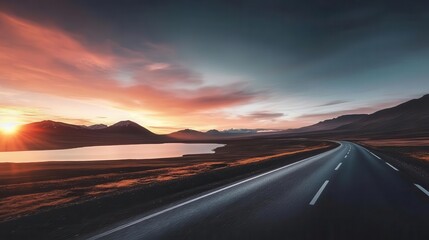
[335,162,342,171]
[414,184,429,197]
[309,180,329,205]
[87,146,340,239]
[344,155,347,158]
[385,162,399,171]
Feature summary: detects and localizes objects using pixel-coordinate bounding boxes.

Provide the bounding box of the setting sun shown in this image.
[0,122,20,135]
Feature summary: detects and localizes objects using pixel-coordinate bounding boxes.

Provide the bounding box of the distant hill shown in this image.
[21,120,89,135]
[289,114,368,133]
[20,120,157,136]
[338,94,429,134]
[1,120,163,151]
[87,124,108,130]
[168,129,209,140]
[101,120,157,136]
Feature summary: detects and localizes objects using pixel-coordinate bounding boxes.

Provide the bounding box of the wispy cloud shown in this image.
[300,99,404,120]
[0,12,264,117]
[242,111,285,120]
[316,100,348,107]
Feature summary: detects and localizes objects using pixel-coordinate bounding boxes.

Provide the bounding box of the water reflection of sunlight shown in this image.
[0,143,224,163]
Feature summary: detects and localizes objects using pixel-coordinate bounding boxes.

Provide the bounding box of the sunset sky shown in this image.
[0,0,429,133]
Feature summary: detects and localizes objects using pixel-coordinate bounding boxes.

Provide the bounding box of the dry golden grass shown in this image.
[361,138,429,147]
[361,138,429,163]
[408,152,429,162]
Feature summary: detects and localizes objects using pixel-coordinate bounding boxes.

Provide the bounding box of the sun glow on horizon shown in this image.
[0,122,20,135]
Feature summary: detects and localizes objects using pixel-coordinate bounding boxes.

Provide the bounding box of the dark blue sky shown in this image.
[0,0,428,131]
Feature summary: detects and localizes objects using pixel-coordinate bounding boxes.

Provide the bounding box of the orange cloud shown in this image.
[0,12,262,117]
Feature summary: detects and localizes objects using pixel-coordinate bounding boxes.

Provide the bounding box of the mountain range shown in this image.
[21,120,156,136]
[168,94,429,139]
[1,94,428,150]
[338,94,429,133]
[285,94,429,137]
[167,128,261,140]
[287,114,368,133]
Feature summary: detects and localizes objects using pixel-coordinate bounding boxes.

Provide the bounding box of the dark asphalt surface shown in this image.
[85,142,429,240]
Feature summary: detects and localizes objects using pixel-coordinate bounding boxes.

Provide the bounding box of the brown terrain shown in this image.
[0,137,336,239]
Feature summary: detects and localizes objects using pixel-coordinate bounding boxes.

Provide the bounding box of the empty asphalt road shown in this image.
[85,141,429,240]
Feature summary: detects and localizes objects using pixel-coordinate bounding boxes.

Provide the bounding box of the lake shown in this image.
[0,143,224,163]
